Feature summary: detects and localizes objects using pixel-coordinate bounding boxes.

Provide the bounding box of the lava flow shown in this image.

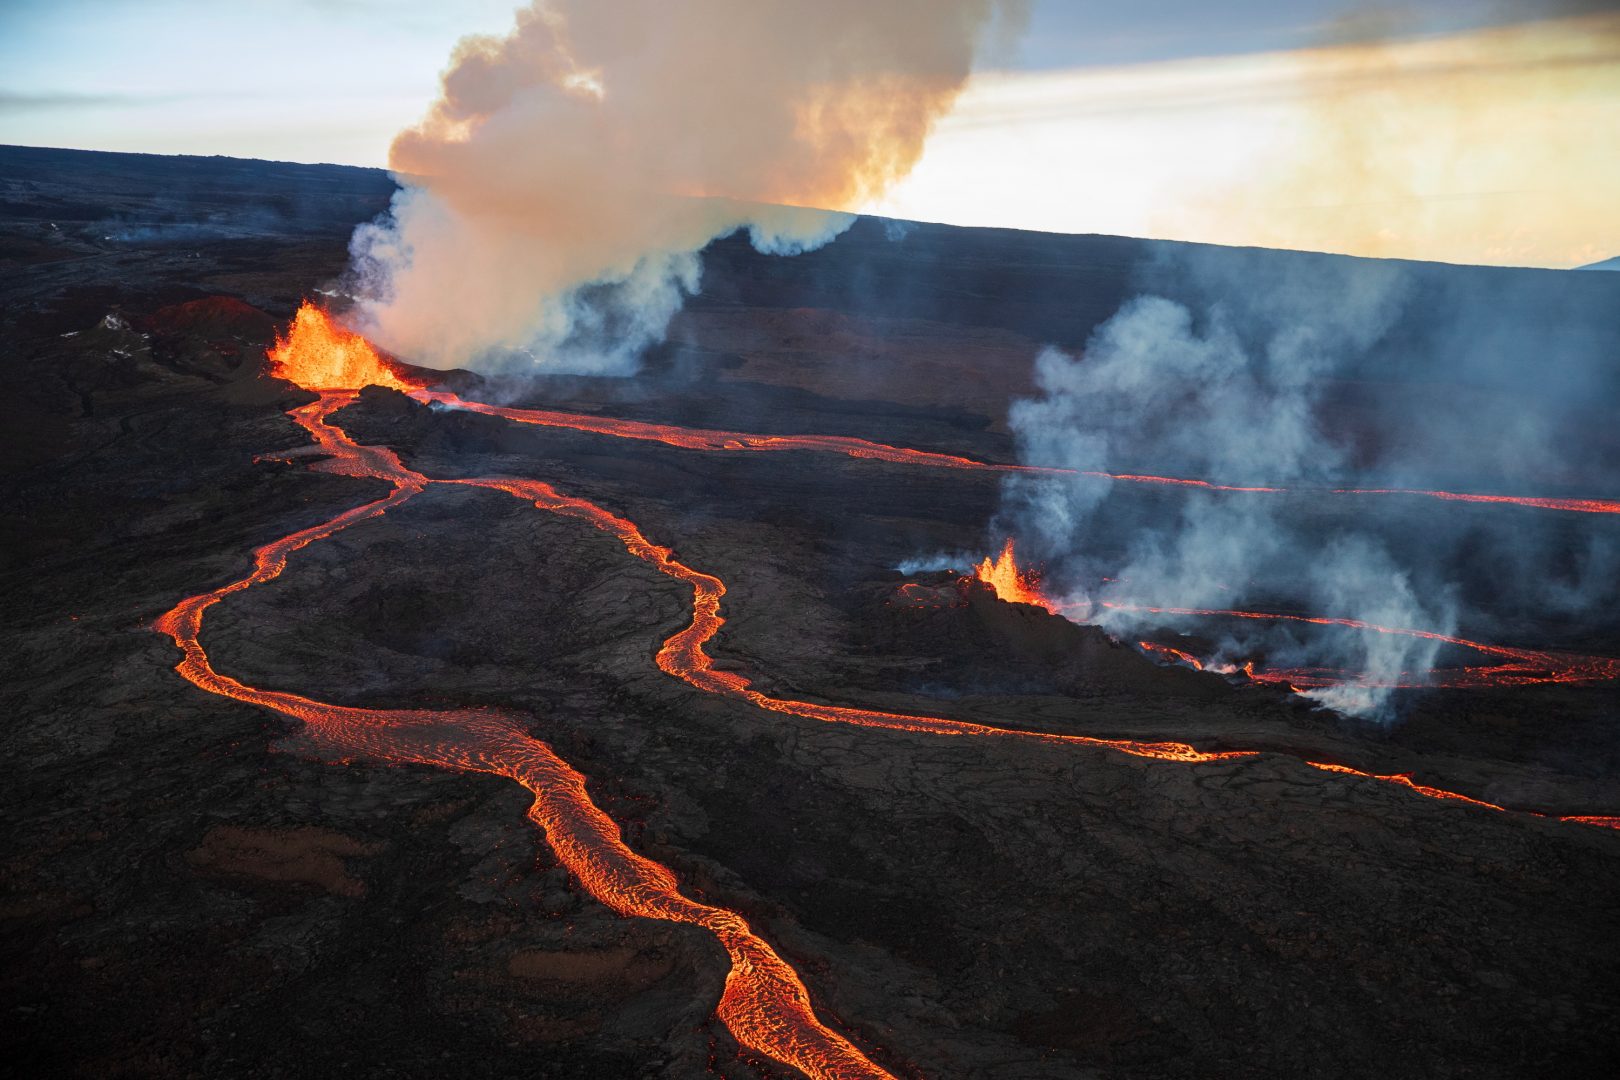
[1332,486,1620,515]
[522,498,1619,825]
[411,385,1011,471]
[952,538,1620,694]
[263,288,1606,519]
[1137,641,1207,671]
[462,476,1251,765]
[1109,602,1620,691]
[157,325,897,1080]
[159,306,1620,1076]
[411,387,1620,515]
[947,543,1618,828]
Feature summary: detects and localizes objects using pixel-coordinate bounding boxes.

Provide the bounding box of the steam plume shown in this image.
[348,0,1023,373]
[999,250,1441,721]
[1000,243,1620,720]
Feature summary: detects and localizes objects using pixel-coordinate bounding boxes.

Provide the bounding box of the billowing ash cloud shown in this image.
[347,0,1023,374]
[997,248,1463,721]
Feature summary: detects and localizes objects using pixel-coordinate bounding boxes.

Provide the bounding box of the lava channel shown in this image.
[269,303,1620,517]
[1109,602,1620,691]
[160,303,1619,1080]
[161,312,899,1080]
[463,484,1619,827]
[959,539,1620,694]
[411,385,1620,515]
[273,305,1620,831]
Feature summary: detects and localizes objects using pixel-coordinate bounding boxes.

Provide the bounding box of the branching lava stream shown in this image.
[160,314,899,1080]
[158,305,1619,1077]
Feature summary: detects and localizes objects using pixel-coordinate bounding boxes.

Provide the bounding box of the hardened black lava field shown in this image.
[4,144,1620,1079]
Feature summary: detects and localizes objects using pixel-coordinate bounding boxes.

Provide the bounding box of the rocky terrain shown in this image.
[3,145,1619,1079]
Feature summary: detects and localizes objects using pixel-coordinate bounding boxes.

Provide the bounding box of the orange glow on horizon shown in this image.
[870,14,1620,269]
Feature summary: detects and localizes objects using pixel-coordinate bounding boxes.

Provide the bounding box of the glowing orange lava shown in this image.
[156,316,1620,1078]
[413,388,1620,515]
[402,384,1620,822]
[972,538,1056,610]
[1293,763,1618,829]
[1333,487,1620,515]
[410,387,1004,470]
[1108,603,1620,691]
[965,542,1620,690]
[155,393,897,1080]
[501,499,1616,823]
[269,302,418,392]
[1138,641,1205,671]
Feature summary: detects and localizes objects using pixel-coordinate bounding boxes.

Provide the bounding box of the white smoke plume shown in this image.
[999,249,1463,721]
[347,0,1025,374]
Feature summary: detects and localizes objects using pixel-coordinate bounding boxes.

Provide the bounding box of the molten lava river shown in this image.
[156,303,1620,1080]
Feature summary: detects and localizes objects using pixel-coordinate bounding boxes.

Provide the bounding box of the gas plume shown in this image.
[347,0,1023,374]
[998,240,1620,719]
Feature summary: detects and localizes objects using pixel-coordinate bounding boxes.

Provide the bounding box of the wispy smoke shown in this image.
[998,248,1455,721]
[999,240,1620,720]
[347,0,1024,374]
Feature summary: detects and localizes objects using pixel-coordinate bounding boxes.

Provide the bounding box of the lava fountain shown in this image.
[157,308,1620,1077]
[269,302,420,392]
[160,309,898,1080]
[972,538,1057,611]
[267,298,1619,519]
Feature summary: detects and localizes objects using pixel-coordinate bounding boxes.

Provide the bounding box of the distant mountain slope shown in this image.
[0,143,396,236]
[1577,255,1620,271]
[5,143,1619,444]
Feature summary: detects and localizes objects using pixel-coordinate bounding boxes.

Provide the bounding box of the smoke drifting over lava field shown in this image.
[4,144,1620,1080]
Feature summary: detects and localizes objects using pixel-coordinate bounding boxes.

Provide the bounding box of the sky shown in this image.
[2,0,1615,267]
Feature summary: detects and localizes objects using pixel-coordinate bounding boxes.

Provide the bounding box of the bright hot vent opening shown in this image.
[973,538,1056,611]
[269,302,417,392]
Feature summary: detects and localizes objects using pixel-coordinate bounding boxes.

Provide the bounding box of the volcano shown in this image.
[4,144,1620,1080]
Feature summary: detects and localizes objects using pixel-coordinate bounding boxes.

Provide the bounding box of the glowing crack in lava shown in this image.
[158,309,1620,1073]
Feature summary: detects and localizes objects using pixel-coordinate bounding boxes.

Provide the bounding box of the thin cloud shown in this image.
[0,90,127,111]
[0,89,214,112]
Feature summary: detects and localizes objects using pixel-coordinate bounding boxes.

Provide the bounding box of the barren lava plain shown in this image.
[3,145,1620,1079]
